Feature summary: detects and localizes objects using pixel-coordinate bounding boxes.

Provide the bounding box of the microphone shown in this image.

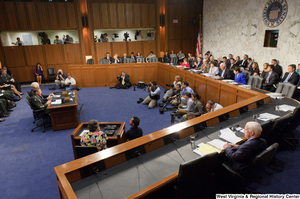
[135,142,152,157]
[93,167,107,175]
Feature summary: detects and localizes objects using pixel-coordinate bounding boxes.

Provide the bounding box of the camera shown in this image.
[58,72,62,75]
[112,33,119,38]
[124,32,129,41]
[147,31,151,37]
[166,84,174,88]
[146,83,151,87]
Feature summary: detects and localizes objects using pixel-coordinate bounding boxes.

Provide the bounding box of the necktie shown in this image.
[221,70,225,77]
[284,73,291,83]
[247,63,250,69]
[122,78,125,85]
[266,73,271,83]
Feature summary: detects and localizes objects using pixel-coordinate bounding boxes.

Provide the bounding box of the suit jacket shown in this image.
[274,64,283,78]
[163,54,170,63]
[240,59,248,68]
[245,62,253,71]
[217,61,223,68]
[225,137,267,173]
[130,55,137,63]
[197,64,210,73]
[236,60,242,67]
[121,57,128,63]
[263,72,279,86]
[112,58,121,64]
[224,61,230,69]
[218,68,234,80]
[229,64,237,70]
[103,56,113,64]
[280,72,299,85]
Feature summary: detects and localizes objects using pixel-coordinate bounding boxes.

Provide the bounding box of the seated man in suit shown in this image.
[103,52,112,64]
[216,57,223,68]
[216,63,234,80]
[262,65,279,92]
[222,56,230,69]
[146,51,156,62]
[163,51,170,63]
[112,54,121,64]
[130,52,136,63]
[121,53,128,63]
[30,88,51,115]
[177,50,185,64]
[142,81,160,109]
[192,59,210,73]
[193,57,202,69]
[229,58,237,70]
[245,58,253,70]
[126,116,143,141]
[280,64,299,85]
[110,71,131,89]
[240,54,248,68]
[223,122,267,175]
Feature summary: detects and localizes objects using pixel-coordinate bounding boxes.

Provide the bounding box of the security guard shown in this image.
[1,69,21,92]
[30,88,51,114]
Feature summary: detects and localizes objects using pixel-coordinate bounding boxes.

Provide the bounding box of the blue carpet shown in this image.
[0,84,300,199]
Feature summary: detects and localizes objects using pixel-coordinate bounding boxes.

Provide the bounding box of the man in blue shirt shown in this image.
[180,81,194,105]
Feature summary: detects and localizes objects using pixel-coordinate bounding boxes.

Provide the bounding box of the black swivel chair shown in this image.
[26,90,32,97]
[266,114,292,145]
[175,152,218,199]
[275,82,297,98]
[242,71,250,84]
[282,106,300,150]
[25,96,51,133]
[260,120,275,141]
[247,75,264,89]
[46,68,56,84]
[222,143,279,191]
[74,146,98,159]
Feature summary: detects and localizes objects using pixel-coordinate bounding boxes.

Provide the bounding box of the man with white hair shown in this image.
[29,82,52,102]
[193,59,209,73]
[216,63,234,80]
[223,122,267,174]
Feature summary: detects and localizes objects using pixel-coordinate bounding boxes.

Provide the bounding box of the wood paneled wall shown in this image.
[2,44,82,83]
[0,1,78,31]
[89,1,156,29]
[95,41,157,63]
[167,0,203,56]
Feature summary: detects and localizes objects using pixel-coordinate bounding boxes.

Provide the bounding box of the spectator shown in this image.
[55,69,67,88]
[94,35,100,43]
[250,62,260,76]
[216,57,223,68]
[1,68,22,93]
[101,33,108,43]
[245,58,253,70]
[112,54,121,64]
[62,35,66,44]
[2,66,12,76]
[182,93,203,120]
[126,117,143,141]
[146,51,156,62]
[234,67,246,84]
[136,30,143,41]
[34,63,44,86]
[147,32,155,41]
[180,58,190,68]
[262,65,278,92]
[177,50,185,64]
[42,34,51,45]
[130,52,136,63]
[236,56,242,67]
[104,52,112,64]
[80,119,108,151]
[280,64,299,85]
[64,73,76,91]
[271,59,283,78]
[208,61,219,75]
[53,35,63,44]
[206,100,223,112]
[64,35,73,44]
[261,63,269,78]
[121,53,128,63]
[296,63,300,75]
[11,37,23,46]
[163,51,170,63]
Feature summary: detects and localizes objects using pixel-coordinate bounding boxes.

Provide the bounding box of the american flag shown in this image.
[196,27,202,58]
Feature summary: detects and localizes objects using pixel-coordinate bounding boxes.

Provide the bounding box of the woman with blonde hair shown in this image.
[55,69,67,88]
[250,62,260,76]
[261,63,269,78]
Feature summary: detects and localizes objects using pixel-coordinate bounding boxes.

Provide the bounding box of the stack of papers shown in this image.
[207,139,227,150]
[277,104,296,112]
[222,79,234,83]
[51,99,62,105]
[257,113,280,121]
[79,130,89,137]
[52,94,61,98]
[219,128,243,143]
[266,93,284,99]
[236,127,245,134]
[193,143,221,156]
[202,73,212,77]
[238,85,251,89]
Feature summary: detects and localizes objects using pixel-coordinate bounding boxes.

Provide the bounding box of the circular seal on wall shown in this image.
[263,0,288,28]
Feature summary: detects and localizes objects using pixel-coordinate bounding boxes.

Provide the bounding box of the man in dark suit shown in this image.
[103,52,112,64]
[130,52,137,63]
[193,57,202,68]
[217,63,234,80]
[110,71,131,89]
[216,57,223,68]
[271,59,283,78]
[245,58,253,70]
[262,65,279,92]
[280,64,299,85]
[223,122,267,174]
[163,51,170,63]
[229,59,237,70]
[222,56,230,69]
[121,53,128,63]
[240,54,248,68]
[126,117,143,141]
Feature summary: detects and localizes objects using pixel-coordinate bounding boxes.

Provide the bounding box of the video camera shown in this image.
[147,31,151,37]
[58,72,62,75]
[166,84,174,88]
[124,32,129,41]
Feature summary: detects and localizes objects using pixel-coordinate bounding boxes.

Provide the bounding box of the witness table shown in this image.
[71,122,126,159]
[48,90,79,131]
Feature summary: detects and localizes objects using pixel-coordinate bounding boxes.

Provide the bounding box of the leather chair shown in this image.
[26,90,32,97]
[188,59,195,68]
[137,57,144,63]
[87,59,94,65]
[175,152,218,199]
[124,58,133,63]
[242,71,250,84]
[25,96,51,133]
[275,82,296,98]
[150,57,158,63]
[222,143,279,191]
[170,57,178,65]
[266,114,292,145]
[282,106,300,150]
[100,59,109,64]
[247,75,263,89]
[74,146,98,159]
[260,120,275,141]
[46,68,56,83]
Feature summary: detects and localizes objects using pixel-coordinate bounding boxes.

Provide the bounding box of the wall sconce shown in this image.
[160,15,165,26]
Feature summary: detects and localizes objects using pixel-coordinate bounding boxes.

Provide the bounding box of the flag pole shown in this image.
[199,14,202,55]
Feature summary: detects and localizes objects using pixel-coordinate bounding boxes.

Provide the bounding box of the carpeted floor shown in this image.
[0,84,299,199]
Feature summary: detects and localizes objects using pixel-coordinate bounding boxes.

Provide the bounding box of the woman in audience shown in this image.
[233,66,246,84]
[80,119,108,151]
[180,58,190,68]
[34,63,44,85]
[296,63,300,75]
[136,52,144,62]
[0,81,22,98]
[250,62,260,76]
[177,92,193,116]
[261,63,269,78]
[236,56,242,66]
[208,61,219,75]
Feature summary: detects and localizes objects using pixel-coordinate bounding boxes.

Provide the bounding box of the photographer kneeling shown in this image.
[142,81,160,109]
[55,69,67,88]
[111,71,131,89]
[161,75,181,102]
